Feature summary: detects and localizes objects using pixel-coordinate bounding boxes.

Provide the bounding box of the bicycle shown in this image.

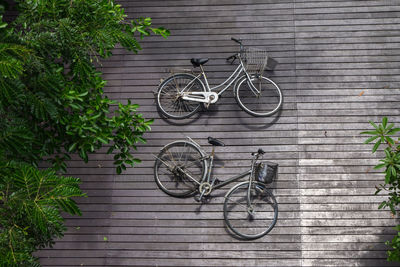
[155,37,283,119]
[153,136,279,240]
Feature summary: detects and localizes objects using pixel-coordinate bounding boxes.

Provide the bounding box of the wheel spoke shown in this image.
[235,76,282,117]
[154,141,206,197]
[157,74,203,119]
[223,182,277,239]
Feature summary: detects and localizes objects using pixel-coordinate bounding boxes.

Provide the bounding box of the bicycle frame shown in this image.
[184,137,258,198]
[179,55,261,105]
[190,59,244,94]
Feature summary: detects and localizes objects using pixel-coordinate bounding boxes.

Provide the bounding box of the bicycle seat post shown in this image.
[199,65,211,91]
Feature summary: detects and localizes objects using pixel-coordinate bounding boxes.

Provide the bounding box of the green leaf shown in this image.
[374,163,386,169]
[132,158,142,163]
[384,148,391,158]
[360,130,378,135]
[382,117,388,129]
[392,165,397,177]
[374,188,382,195]
[385,169,392,183]
[364,135,379,144]
[387,128,400,135]
[378,201,387,209]
[68,142,77,152]
[386,136,395,145]
[369,120,379,130]
[107,147,114,154]
[97,137,108,144]
[372,139,382,153]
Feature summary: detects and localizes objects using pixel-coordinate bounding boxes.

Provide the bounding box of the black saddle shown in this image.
[191,58,209,67]
[208,137,225,147]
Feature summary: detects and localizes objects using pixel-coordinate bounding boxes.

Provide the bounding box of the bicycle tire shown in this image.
[154,141,207,197]
[156,73,205,119]
[223,181,278,239]
[235,75,283,117]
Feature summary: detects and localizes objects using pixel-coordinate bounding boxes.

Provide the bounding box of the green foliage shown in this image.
[362,117,400,261]
[0,0,169,265]
[0,160,86,266]
[0,0,169,172]
[387,225,400,262]
[361,117,400,214]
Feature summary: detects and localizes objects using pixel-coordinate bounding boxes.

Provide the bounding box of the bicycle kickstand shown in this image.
[205,98,211,109]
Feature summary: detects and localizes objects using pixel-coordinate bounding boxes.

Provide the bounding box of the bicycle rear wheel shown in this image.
[235,75,282,117]
[156,74,205,119]
[223,181,278,239]
[154,141,207,197]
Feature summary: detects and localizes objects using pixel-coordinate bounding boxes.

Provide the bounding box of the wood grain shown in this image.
[36,0,400,266]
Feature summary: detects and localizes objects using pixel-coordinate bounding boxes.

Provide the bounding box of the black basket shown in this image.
[255,161,278,184]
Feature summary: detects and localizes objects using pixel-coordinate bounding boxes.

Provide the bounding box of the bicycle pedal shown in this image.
[194,195,211,203]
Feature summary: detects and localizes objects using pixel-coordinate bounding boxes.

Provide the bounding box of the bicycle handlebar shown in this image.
[226,37,243,64]
[231,37,242,44]
[251,148,265,157]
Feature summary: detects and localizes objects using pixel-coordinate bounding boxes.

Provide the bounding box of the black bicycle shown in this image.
[153,136,279,240]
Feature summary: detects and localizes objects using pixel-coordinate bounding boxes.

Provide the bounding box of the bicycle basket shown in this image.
[242,47,278,74]
[255,161,278,184]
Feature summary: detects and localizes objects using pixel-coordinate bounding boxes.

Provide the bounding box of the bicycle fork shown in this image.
[196,146,218,203]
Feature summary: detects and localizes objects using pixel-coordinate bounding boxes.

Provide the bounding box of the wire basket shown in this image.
[255,161,278,184]
[242,47,278,74]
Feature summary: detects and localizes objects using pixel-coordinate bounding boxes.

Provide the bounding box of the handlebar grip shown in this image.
[231,37,241,44]
[251,149,265,156]
[226,54,237,64]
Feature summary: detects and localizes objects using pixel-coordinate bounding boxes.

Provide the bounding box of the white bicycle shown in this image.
[156,38,283,119]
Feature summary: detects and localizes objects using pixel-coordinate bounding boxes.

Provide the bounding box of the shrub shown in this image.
[362,117,400,261]
[0,0,169,264]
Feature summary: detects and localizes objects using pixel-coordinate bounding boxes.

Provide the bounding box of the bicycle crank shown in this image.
[181,92,219,104]
[199,182,213,196]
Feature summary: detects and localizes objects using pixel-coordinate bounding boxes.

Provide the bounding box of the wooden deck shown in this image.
[38,0,400,266]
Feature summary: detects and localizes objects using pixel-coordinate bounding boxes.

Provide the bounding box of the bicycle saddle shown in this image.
[208,137,225,147]
[191,58,209,67]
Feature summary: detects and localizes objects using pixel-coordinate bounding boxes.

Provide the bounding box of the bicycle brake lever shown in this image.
[226,55,237,65]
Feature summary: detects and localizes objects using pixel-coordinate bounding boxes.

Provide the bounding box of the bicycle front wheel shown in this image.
[223,181,278,239]
[235,75,283,117]
[154,141,207,197]
[156,74,205,119]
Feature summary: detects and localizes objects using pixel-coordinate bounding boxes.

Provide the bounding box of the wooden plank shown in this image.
[36,0,400,266]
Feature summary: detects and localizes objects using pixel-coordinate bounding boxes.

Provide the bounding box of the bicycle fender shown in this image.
[223,181,251,198]
[233,75,247,97]
[161,73,207,93]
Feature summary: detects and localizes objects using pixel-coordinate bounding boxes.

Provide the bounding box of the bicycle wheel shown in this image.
[235,75,283,117]
[223,181,278,239]
[154,141,207,197]
[156,74,205,119]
